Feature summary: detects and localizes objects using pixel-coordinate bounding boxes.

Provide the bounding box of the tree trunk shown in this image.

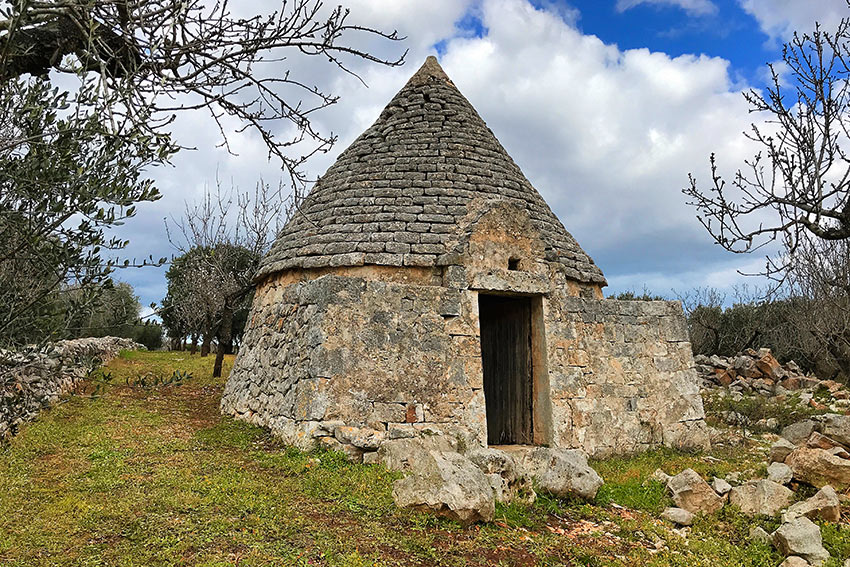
[190,334,198,355]
[201,334,211,357]
[213,306,234,378]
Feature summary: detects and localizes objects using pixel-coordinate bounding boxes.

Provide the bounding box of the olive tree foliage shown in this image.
[64,280,139,338]
[679,287,790,358]
[684,12,850,280]
[164,182,282,377]
[63,280,164,349]
[0,0,404,348]
[0,78,168,346]
[161,244,254,356]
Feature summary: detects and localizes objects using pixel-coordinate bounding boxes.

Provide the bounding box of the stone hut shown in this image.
[221,57,708,459]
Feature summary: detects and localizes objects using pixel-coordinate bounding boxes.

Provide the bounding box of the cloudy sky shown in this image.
[115,0,847,314]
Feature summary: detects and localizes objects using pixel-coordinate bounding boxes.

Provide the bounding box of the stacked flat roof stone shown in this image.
[258,56,605,285]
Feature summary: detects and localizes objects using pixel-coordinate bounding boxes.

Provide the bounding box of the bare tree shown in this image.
[783,237,850,378]
[684,13,850,280]
[166,181,283,377]
[0,0,405,183]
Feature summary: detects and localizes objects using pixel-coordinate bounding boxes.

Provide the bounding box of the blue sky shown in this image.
[115,0,846,316]
[453,0,782,82]
[569,0,769,78]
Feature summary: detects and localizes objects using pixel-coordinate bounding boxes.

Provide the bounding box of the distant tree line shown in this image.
[4,278,165,350]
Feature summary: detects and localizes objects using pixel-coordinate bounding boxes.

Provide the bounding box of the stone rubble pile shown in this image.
[655,414,850,566]
[386,439,603,525]
[0,337,144,440]
[301,424,605,524]
[695,348,850,411]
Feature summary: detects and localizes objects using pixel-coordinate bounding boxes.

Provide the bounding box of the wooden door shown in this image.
[478,294,533,445]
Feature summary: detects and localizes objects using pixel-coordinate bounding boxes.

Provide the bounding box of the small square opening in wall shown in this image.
[508,258,520,271]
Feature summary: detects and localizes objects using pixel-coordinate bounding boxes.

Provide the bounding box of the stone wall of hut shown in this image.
[221,272,707,458]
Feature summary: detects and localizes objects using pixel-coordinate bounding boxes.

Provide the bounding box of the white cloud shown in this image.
[616,0,718,16]
[740,0,848,42]
[605,256,770,300]
[439,0,754,256]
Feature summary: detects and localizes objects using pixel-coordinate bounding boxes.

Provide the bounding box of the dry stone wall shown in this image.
[545,296,709,457]
[222,272,707,459]
[0,337,143,440]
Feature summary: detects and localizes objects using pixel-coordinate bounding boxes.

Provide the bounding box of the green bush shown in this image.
[131,322,163,350]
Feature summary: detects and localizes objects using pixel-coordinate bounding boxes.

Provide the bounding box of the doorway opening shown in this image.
[478,294,539,445]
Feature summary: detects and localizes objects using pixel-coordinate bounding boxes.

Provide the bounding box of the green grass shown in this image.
[0,350,847,566]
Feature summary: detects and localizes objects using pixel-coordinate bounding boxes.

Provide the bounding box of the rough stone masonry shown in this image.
[221,56,708,460]
[1,336,144,440]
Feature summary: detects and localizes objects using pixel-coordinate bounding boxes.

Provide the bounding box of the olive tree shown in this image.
[165,181,282,377]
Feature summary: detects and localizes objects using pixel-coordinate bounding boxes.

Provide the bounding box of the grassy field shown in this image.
[0,350,847,566]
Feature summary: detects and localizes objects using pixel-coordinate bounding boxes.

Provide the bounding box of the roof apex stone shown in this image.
[258,57,606,285]
[405,55,453,87]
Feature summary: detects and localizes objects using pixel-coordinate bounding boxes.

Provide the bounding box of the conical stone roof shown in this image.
[258,56,606,285]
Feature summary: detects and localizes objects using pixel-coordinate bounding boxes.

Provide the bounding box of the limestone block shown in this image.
[728,480,793,516]
[767,462,794,485]
[782,420,818,446]
[661,507,694,526]
[667,469,723,515]
[786,447,850,489]
[771,438,797,463]
[518,447,603,500]
[391,450,495,525]
[772,517,830,566]
[787,486,841,523]
[821,414,850,448]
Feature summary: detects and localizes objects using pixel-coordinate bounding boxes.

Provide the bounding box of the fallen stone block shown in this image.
[782,420,818,446]
[667,469,723,515]
[729,480,793,516]
[807,431,843,451]
[712,477,732,495]
[820,414,850,448]
[771,438,797,463]
[767,462,794,485]
[392,450,495,525]
[786,447,850,489]
[787,485,841,523]
[660,507,694,526]
[772,517,830,566]
[519,447,603,500]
